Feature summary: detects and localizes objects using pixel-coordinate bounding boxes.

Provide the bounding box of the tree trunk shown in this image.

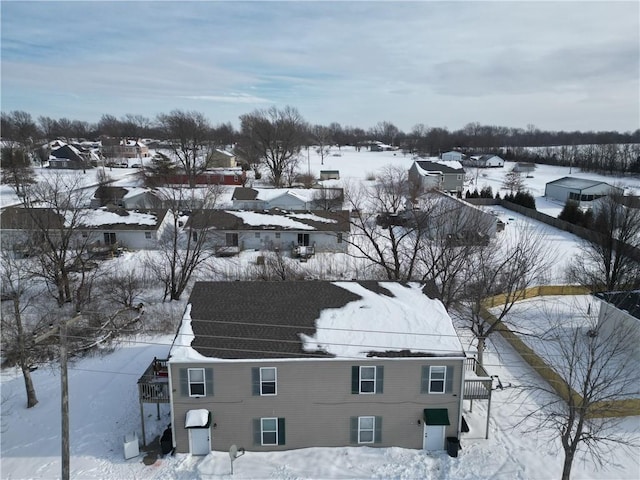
[14,298,38,407]
[561,450,574,480]
[20,364,38,408]
[477,336,486,367]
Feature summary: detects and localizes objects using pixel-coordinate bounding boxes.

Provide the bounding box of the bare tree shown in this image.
[250,250,306,281]
[460,228,555,366]
[415,194,494,308]
[238,106,307,187]
[502,169,525,194]
[18,172,95,306]
[101,268,147,308]
[156,110,215,188]
[0,253,44,408]
[311,125,333,165]
[146,185,224,301]
[517,298,639,480]
[1,146,37,197]
[342,165,426,280]
[566,190,640,291]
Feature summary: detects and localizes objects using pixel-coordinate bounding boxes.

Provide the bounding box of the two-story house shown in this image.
[408,160,465,194]
[146,281,488,456]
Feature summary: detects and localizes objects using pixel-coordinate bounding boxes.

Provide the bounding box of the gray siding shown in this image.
[169,358,464,453]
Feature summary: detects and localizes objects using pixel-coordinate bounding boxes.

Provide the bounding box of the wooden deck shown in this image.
[463,357,492,400]
[138,357,170,404]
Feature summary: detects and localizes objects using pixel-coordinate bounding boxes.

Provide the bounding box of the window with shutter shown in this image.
[188,368,206,397]
[429,366,446,394]
[352,366,384,394]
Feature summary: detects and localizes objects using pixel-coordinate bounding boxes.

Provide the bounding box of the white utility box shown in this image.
[123,432,140,460]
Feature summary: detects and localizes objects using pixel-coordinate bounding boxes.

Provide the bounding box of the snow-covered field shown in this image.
[1,147,640,479]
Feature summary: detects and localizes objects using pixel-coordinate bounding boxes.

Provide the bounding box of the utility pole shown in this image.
[60,317,70,480]
[34,313,82,480]
[32,306,143,480]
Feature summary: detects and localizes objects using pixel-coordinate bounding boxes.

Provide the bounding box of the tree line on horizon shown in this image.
[2,108,640,178]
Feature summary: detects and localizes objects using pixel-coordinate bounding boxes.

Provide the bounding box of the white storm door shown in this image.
[189,427,211,455]
[423,424,445,451]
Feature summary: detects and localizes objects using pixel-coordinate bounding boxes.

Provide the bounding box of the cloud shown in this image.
[1,1,638,131]
[179,94,273,104]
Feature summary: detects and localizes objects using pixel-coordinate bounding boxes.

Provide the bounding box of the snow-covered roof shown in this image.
[184,209,350,232]
[169,281,464,362]
[74,208,167,229]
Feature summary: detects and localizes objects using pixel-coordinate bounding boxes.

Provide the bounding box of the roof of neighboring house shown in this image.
[170,281,464,360]
[545,177,615,190]
[0,207,64,231]
[213,149,235,157]
[231,188,259,201]
[184,209,350,232]
[596,290,640,320]
[94,186,128,201]
[50,145,84,162]
[479,154,502,162]
[414,160,464,175]
[80,208,169,230]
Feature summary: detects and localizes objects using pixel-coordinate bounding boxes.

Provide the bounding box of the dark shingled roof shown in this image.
[0,207,64,230]
[416,160,464,174]
[185,281,428,359]
[231,187,259,201]
[184,209,351,232]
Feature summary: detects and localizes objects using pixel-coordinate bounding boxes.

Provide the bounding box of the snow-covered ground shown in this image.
[2,147,640,479]
[3,145,640,214]
[1,323,638,479]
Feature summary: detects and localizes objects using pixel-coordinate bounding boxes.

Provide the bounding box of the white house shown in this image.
[79,208,171,249]
[184,209,350,255]
[231,188,344,211]
[466,155,504,168]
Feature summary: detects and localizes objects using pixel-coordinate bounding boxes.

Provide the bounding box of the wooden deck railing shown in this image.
[138,357,170,404]
[463,357,492,400]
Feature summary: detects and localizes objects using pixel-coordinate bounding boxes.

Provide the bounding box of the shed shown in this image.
[320,170,340,180]
[544,177,622,204]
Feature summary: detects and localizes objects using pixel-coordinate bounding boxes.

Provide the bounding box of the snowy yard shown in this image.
[2,147,640,478]
[1,324,638,479]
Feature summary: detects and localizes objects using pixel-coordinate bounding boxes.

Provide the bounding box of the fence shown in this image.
[480,286,640,418]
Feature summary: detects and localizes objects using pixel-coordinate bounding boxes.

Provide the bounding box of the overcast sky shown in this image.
[1,1,638,133]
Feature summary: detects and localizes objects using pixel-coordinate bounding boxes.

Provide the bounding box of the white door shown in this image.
[423,424,445,451]
[189,427,211,455]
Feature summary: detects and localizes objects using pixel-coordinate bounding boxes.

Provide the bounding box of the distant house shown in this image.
[90,186,162,210]
[102,138,150,159]
[49,145,92,170]
[594,290,640,349]
[78,207,170,250]
[441,151,465,162]
[465,155,504,168]
[320,170,340,180]
[544,177,623,204]
[0,207,170,252]
[408,160,465,194]
[208,149,237,168]
[137,280,492,454]
[405,192,497,243]
[184,209,350,255]
[230,187,344,211]
[0,207,65,256]
[163,168,246,186]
